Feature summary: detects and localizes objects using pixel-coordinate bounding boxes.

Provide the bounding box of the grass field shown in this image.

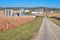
[49,18,60,26]
[0,17,43,40]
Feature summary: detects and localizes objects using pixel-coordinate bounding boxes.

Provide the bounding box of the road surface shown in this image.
[33,14,60,40]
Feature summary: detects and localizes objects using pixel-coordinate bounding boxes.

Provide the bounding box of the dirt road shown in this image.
[33,14,60,40]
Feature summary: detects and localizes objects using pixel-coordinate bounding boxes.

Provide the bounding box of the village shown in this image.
[0,7,60,17]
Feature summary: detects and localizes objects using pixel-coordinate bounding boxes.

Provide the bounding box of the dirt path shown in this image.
[33,16,60,40]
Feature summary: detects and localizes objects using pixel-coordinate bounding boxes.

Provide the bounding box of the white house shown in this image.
[50,11,54,13]
[32,11,43,14]
[32,12,38,14]
[24,10,30,12]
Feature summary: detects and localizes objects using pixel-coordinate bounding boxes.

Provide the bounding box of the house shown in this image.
[24,10,30,12]
[50,10,58,13]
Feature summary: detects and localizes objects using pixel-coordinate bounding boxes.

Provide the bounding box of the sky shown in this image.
[0,0,60,8]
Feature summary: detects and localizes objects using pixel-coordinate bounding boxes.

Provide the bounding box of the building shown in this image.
[4,8,24,16]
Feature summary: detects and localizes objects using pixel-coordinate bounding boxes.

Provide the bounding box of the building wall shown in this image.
[0,9,23,16]
[13,10,20,13]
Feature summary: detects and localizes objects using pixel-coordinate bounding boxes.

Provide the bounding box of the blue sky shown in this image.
[0,0,60,8]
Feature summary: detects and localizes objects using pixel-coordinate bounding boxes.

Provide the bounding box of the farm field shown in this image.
[49,18,60,26]
[0,17,43,40]
[48,13,60,26]
[47,13,60,18]
[0,16,35,30]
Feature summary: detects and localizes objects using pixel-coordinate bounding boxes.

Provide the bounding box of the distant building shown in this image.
[50,10,58,13]
[24,10,30,12]
[0,8,44,16]
[50,11,54,13]
[4,8,24,16]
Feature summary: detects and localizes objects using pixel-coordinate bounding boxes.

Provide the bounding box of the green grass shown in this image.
[0,17,43,40]
[49,18,60,26]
